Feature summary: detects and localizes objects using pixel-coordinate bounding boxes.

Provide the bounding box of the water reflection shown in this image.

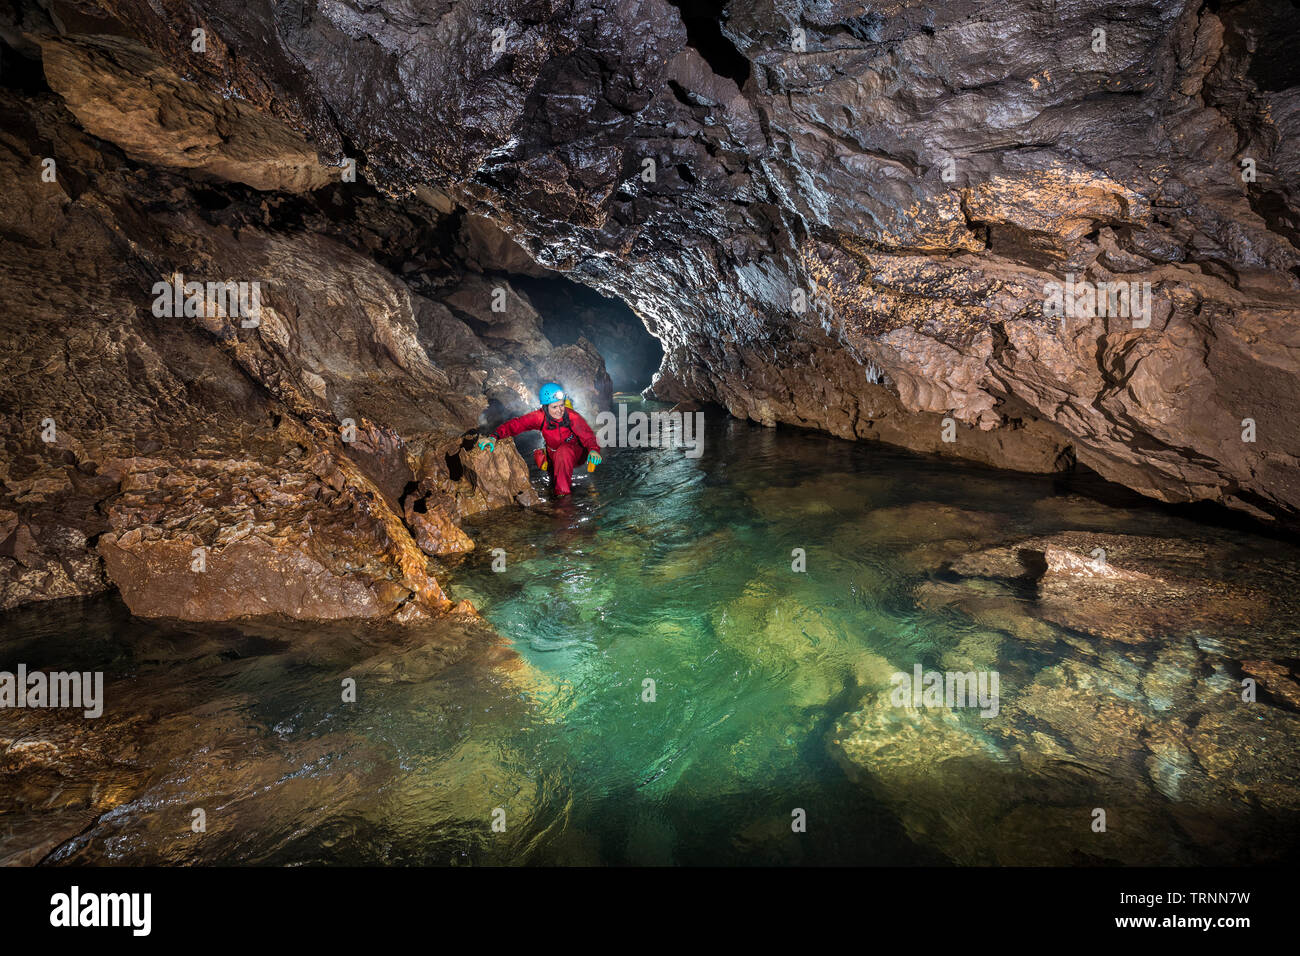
[3,410,1298,865]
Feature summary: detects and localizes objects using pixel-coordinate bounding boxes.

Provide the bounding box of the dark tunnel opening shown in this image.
[512,276,664,394]
[664,0,751,87]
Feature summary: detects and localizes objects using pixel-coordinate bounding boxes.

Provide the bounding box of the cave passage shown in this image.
[514,276,664,394]
[22,417,1300,865]
[2,0,1299,887]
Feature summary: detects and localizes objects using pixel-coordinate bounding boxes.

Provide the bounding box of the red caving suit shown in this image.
[494,407,602,496]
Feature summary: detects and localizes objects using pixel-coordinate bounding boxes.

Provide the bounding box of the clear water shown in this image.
[5,407,1299,865]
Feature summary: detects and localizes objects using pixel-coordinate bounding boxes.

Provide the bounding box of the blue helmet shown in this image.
[539,382,565,405]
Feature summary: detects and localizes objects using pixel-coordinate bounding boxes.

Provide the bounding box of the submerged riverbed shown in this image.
[4,407,1299,865]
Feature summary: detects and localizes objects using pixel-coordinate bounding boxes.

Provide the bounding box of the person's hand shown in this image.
[477,436,495,452]
[586,451,602,467]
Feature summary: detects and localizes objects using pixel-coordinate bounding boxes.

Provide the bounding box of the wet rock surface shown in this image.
[0,0,1298,868]
[38,33,337,192]
[831,507,1300,865]
[944,529,1300,654]
[0,594,536,864]
[2,0,1299,623]
[7,0,1291,520]
[2,409,1298,865]
[0,59,625,619]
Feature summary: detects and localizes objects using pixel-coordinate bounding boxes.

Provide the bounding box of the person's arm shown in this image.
[494,409,545,439]
[568,411,602,455]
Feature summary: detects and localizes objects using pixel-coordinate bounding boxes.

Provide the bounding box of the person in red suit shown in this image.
[477,382,602,496]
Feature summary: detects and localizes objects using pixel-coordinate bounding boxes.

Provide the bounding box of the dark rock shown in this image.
[39,0,1296,518]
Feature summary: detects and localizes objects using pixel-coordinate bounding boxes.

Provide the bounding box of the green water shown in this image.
[6,409,1299,865]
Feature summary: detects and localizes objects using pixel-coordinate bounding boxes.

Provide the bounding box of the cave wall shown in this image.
[13,0,1291,518]
[0,29,614,618]
[2,0,1299,617]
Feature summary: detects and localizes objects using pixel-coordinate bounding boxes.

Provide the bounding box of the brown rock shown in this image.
[39,34,336,192]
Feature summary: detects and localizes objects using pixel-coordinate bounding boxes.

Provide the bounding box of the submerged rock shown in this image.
[1241,660,1300,709]
[2,603,542,864]
[831,648,1300,864]
[834,521,1300,863]
[711,572,900,714]
[936,530,1300,657]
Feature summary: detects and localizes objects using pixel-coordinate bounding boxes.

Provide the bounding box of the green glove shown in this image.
[586,451,602,471]
[477,436,495,452]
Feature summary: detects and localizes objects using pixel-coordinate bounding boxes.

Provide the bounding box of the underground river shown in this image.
[4,405,1299,865]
